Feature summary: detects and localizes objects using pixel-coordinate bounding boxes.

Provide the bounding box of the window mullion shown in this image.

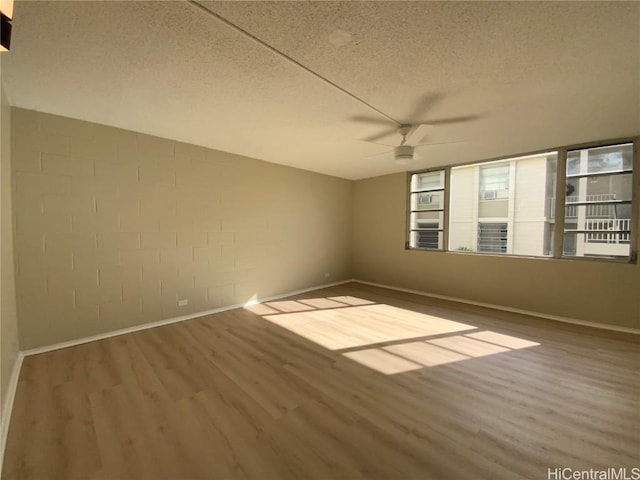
[553,148,567,258]
[567,169,632,180]
[631,138,639,262]
[443,168,451,252]
[405,173,412,249]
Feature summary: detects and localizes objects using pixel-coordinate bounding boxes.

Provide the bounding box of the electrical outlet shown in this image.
[178,299,188,307]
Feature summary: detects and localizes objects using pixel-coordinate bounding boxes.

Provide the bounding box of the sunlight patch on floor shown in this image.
[259,299,477,350]
[250,296,541,374]
[244,303,282,315]
[263,300,318,313]
[428,336,509,357]
[346,333,541,374]
[343,349,424,375]
[327,296,376,306]
[385,341,470,367]
[465,330,540,349]
[299,298,353,309]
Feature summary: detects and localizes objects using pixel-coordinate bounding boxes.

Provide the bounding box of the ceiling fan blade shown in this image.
[350,116,395,127]
[415,140,468,148]
[422,114,483,126]
[359,139,397,147]
[362,128,398,144]
[414,140,469,149]
[404,124,431,145]
[406,92,445,123]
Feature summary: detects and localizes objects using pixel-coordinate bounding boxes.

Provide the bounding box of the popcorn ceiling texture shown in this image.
[11,108,352,349]
[4,1,639,179]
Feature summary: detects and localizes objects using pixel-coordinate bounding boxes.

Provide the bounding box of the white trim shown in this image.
[22,279,354,357]
[1,352,24,470]
[353,279,640,335]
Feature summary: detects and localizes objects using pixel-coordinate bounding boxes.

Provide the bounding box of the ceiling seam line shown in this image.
[186,0,400,126]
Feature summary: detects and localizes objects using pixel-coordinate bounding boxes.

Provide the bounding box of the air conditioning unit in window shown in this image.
[482,191,498,200]
[419,194,433,205]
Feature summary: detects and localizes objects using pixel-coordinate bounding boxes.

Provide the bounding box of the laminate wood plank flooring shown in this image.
[2,282,639,479]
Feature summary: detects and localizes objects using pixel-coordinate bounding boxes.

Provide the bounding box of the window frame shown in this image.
[405,137,638,264]
[406,169,448,251]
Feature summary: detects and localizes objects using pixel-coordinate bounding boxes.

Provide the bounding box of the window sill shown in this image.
[406,247,636,265]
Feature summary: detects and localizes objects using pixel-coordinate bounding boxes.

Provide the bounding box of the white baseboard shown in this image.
[6,276,634,474]
[22,276,637,358]
[0,351,24,471]
[22,279,355,357]
[353,279,640,335]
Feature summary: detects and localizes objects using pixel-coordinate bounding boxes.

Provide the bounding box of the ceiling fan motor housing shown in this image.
[394,145,414,164]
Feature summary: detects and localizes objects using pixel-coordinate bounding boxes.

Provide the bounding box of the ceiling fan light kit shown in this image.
[394,145,414,165]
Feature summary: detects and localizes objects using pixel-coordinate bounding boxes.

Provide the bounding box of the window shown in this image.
[407,140,637,261]
[563,144,633,258]
[480,164,510,200]
[478,223,508,253]
[448,152,557,256]
[408,170,445,250]
[415,228,440,249]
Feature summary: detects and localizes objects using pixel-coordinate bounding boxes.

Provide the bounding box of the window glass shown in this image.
[448,153,557,256]
[411,171,444,191]
[410,141,634,261]
[410,230,443,249]
[408,170,445,249]
[563,143,633,259]
[410,211,444,230]
[480,164,510,194]
[567,144,633,176]
[478,223,508,253]
[410,191,443,211]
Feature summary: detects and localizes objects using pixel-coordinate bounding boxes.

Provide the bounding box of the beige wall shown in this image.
[0,62,20,426]
[11,108,352,349]
[7,107,639,352]
[353,173,640,330]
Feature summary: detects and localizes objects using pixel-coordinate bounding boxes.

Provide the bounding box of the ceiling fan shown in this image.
[353,93,480,164]
[365,123,466,165]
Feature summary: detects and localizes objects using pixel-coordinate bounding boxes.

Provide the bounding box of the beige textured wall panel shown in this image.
[12,108,352,349]
[1,62,20,425]
[353,173,640,330]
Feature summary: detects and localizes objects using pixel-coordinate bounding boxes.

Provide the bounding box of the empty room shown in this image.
[0,1,638,479]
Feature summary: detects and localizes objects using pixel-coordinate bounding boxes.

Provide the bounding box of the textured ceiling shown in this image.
[3,1,639,180]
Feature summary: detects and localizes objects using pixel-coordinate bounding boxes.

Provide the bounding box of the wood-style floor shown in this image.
[2,282,639,480]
